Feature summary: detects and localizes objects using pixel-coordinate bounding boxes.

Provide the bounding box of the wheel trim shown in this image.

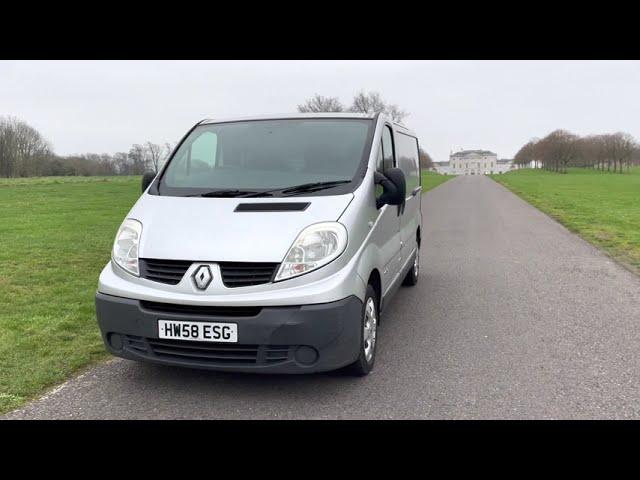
[363,297,377,363]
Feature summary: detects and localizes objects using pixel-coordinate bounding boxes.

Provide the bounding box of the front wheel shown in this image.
[346,285,379,376]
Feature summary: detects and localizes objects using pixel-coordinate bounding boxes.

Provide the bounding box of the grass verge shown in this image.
[0,176,141,414]
[491,167,640,273]
[421,170,452,193]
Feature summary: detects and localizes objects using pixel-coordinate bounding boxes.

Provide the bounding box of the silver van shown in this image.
[96,113,422,375]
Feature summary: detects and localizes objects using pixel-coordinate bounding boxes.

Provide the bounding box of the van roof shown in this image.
[199,112,378,124]
[199,112,415,136]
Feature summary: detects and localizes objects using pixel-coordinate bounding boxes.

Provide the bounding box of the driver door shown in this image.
[374,125,403,296]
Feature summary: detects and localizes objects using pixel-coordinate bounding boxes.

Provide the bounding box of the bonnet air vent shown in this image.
[234,202,310,212]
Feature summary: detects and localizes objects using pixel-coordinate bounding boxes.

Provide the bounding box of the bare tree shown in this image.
[513,130,638,174]
[604,132,637,173]
[347,91,408,123]
[297,94,344,113]
[128,144,148,174]
[111,152,130,175]
[632,145,640,167]
[557,130,579,173]
[145,141,164,172]
[349,91,386,115]
[575,135,601,169]
[532,130,579,173]
[297,91,409,123]
[0,116,54,177]
[385,104,408,123]
[162,142,176,169]
[514,140,539,169]
[418,147,433,170]
[0,114,184,178]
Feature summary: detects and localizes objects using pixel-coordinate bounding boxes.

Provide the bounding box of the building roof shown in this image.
[450,149,497,158]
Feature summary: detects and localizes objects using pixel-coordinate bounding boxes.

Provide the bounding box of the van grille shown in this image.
[139,259,279,288]
[219,262,279,288]
[123,335,292,366]
[140,300,261,317]
[139,259,191,285]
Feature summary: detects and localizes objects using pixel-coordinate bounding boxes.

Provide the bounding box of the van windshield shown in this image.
[159,118,374,197]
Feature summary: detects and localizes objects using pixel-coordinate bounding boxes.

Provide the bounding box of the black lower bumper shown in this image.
[95,293,363,374]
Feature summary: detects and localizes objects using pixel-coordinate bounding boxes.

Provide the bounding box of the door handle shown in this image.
[411,187,421,197]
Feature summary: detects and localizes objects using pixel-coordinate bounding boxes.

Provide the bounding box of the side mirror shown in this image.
[375,167,406,209]
[141,171,156,193]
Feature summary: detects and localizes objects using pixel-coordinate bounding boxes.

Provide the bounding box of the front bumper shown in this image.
[95,292,363,374]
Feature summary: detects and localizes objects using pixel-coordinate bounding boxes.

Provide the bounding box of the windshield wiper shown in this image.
[281,180,351,196]
[189,181,351,198]
[243,180,351,198]
[197,189,260,198]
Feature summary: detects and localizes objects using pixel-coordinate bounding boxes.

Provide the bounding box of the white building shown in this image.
[433,149,514,175]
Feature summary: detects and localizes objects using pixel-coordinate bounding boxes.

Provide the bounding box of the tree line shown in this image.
[0,116,173,178]
[513,130,640,173]
[2,91,434,178]
[298,91,409,123]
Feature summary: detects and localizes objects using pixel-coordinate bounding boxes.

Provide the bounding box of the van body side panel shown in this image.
[394,128,422,266]
[345,183,401,300]
[345,117,402,298]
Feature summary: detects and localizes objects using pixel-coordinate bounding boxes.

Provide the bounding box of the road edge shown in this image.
[488,175,640,279]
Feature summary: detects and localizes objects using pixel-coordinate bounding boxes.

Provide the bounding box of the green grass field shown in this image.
[421,170,451,192]
[492,168,640,273]
[0,172,449,414]
[0,176,141,414]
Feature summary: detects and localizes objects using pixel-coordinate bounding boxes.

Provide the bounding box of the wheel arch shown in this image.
[367,269,382,313]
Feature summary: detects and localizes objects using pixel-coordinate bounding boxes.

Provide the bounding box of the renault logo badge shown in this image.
[192,265,212,290]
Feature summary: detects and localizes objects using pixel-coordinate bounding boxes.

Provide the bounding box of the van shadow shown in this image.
[127,356,363,399]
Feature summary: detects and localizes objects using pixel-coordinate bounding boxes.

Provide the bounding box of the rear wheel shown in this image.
[402,249,419,286]
[347,284,378,376]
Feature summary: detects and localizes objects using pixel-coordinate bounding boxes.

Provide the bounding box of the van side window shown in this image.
[190,131,218,169]
[375,140,385,197]
[381,126,395,170]
[165,131,217,184]
[396,132,421,195]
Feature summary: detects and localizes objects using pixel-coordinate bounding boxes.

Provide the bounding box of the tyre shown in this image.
[346,284,379,376]
[402,249,420,286]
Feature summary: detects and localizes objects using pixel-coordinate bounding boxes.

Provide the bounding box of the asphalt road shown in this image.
[6,175,640,419]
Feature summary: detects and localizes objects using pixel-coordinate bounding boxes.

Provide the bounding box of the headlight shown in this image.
[112,219,142,276]
[275,222,347,282]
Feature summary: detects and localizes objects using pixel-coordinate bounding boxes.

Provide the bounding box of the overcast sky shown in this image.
[1,60,639,162]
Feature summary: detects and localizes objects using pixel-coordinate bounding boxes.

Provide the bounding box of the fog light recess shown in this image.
[108,333,124,351]
[294,346,319,366]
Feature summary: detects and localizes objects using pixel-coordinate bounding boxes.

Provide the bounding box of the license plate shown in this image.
[158,320,238,343]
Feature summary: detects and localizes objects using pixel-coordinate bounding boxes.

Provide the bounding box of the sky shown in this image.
[1,60,639,163]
